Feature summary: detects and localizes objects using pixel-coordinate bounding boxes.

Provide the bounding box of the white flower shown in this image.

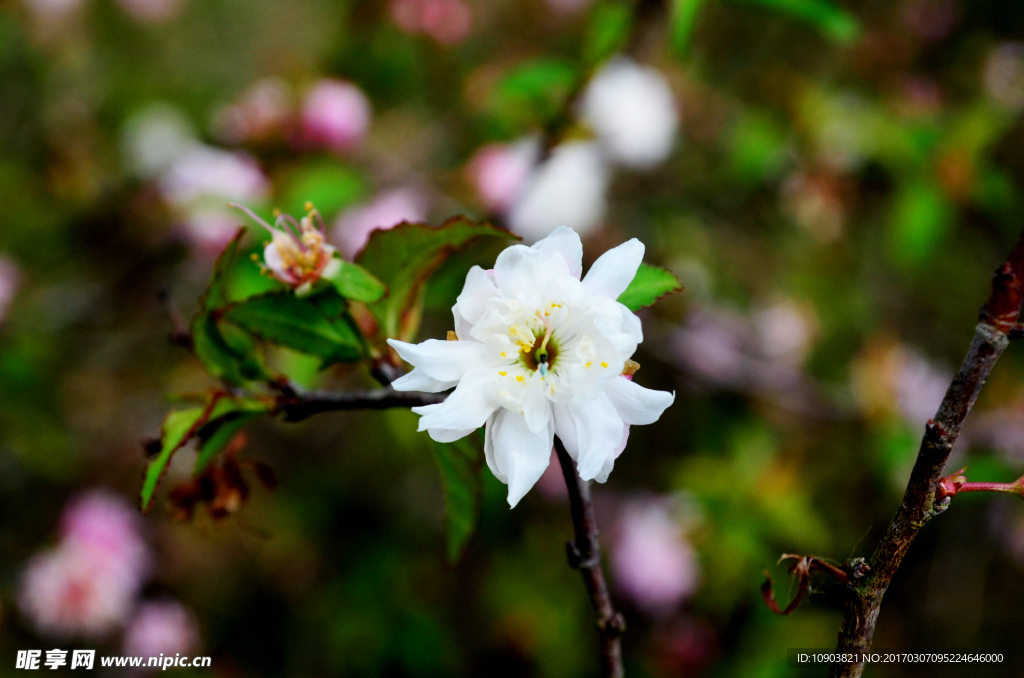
[233,204,340,294]
[508,141,609,242]
[388,226,674,507]
[580,57,679,169]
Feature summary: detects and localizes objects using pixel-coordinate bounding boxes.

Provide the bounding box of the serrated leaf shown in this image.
[222,289,365,365]
[324,258,388,303]
[429,435,484,562]
[618,263,684,311]
[356,217,517,340]
[141,393,273,511]
[141,406,209,513]
[200,228,246,312]
[194,413,260,475]
[670,0,705,55]
[730,0,860,43]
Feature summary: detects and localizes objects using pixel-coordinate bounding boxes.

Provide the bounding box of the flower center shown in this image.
[520,330,559,374]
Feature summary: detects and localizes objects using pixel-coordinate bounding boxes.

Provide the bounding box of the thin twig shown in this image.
[555,438,626,678]
[276,387,445,422]
[829,230,1024,678]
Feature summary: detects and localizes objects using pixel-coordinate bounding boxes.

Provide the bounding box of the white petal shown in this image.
[605,376,674,425]
[593,425,630,483]
[484,410,507,483]
[263,239,296,284]
[492,244,538,296]
[552,403,579,461]
[582,238,644,299]
[391,368,458,393]
[531,225,583,278]
[412,369,497,441]
[387,338,486,382]
[521,378,553,434]
[567,393,626,481]
[490,409,555,507]
[455,265,499,326]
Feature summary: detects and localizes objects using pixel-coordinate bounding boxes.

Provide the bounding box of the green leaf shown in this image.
[489,59,578,135]
[194,413,260,475]
[356,217,517,339]
[729,0,860,43]
[277,160,366,218]
[324,258,388,303]
[429,436,484,562]
[200,228,246,312]
[222,289,365,366]
[618,263,684,311]
[141,406,208,513]
[584,2,634,65]
[888,179,952,270]
[670,0,705,55]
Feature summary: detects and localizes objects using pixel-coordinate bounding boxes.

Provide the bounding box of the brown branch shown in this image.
[829,231,1024,678]
[276,387,445,422]
[555,438,625,678]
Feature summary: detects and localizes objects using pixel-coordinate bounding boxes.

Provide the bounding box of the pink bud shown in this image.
[419,0,472,44]
[123,601,200,658]
[466,141,537,213]
[299,79,371,153]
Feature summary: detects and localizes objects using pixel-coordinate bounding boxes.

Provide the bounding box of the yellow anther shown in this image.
[446,331,458,341]
[516,375,525,382]
[622,359,640,376]
[499,371,507,376]
[304,201,314,211]
[601,361,608,368]
[250,253,259,261]
[586,362,592,368]
[272,208,282,217]
[500,352,506,358]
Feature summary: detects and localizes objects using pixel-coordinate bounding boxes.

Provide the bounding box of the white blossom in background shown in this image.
[22,0,83,23]
[332,188,428,258]
[20,491,150,638]
[123,601,200,658]
[0,256,21,323]
[984,43,1024,112]
[389,227,675,506]
[508,142,609,242]
[299,79,371,153]
[159,146,269,208]
[613,498,699,615]
[116,0,180,23]
[465,138,539,214]
[122,105,196,180]
[580,58,679,169]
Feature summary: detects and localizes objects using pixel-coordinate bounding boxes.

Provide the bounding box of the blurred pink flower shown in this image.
[299,79,371,153]
[0,256,21,323]
[116,0,180,23]
[466,140,538,213]
[613,498,699,616]
[159,146,269,208]
[901,0,960,42]
[178,209,244,256]
[123,601,200,658]
[22,0,83,22]
[544,0,594,14]
[20,545,138,638]
[332,188,428,258]
[984,43,1024,111]
[213,78,294,145]
[20,491,150,638]
[390,0,472,44]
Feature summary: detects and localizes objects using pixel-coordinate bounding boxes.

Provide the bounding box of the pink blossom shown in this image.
[159,146,269,208]
[123,601,200,658]
[465,140,537,213]
[20,544,139,638]
[22,0,83,22]
[178,209,244,256]
[60,491,151,587]
[299,79,371,153]
[389,0,472,44]
[0,256,21,323]
[613,498,699,616]
[544,0,594,14]
[331,188,428,258]
[116,0,181,23]
[19,491,151,638]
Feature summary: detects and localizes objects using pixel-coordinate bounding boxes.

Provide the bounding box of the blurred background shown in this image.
[3,0,1024,675]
